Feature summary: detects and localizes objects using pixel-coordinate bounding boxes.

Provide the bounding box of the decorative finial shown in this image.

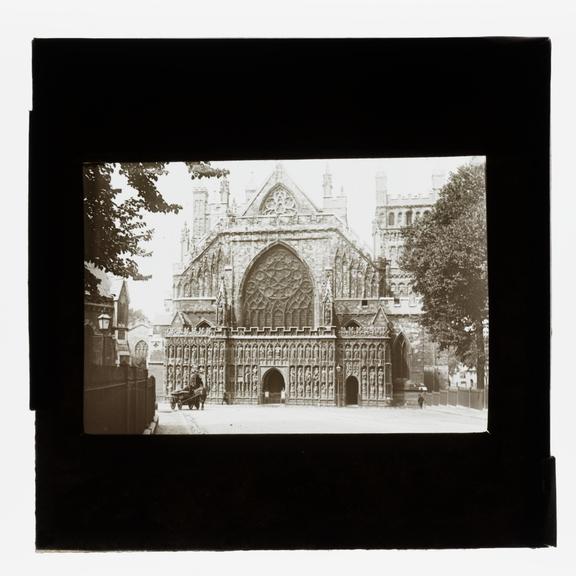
[274,161,284,181]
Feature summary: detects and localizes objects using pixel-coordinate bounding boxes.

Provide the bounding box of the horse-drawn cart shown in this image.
[169,373,208,410]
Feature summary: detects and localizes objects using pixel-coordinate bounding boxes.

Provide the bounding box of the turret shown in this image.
[375,171,388,207]
[322,165,347,224]
[192,187,209,242]
[180,221,190,262]
[335,186,348,225]
[322,164,333,199]
[219,176,230,205]
[373,170,388,260]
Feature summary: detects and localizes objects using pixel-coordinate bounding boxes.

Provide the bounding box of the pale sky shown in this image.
[112,156,478,320]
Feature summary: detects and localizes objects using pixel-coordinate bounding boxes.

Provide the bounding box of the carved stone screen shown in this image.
[242,245,314,328]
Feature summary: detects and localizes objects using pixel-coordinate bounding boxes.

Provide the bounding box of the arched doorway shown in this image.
[262,368,285,404]
[392,333,411,403]
[345,375,359,405]
[392,333,411,383]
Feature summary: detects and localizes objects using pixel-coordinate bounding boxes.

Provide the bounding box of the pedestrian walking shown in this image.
[418,392,425,409]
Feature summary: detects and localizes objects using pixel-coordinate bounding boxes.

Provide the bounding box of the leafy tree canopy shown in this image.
[84,161,228,301]
[128,308,150,327]
[400,161,488,383]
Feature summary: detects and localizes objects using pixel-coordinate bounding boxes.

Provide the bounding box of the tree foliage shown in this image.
[84,161,228,300]
[128,308,150,327]
[400,162,488,384]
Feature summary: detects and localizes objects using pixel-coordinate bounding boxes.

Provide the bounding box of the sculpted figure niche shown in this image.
[242,245,314,329]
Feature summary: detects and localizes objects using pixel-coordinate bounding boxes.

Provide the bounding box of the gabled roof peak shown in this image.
[240,162,321,217]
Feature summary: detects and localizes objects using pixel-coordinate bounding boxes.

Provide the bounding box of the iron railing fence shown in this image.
[84,365,156,434]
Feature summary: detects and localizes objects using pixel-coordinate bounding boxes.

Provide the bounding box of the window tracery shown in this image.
[133,340,148,367]
[260,187,298,216]
[242,245,314,328]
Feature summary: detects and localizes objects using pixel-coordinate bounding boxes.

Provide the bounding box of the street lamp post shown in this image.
[336,364,342,407]
[98,312,111,366]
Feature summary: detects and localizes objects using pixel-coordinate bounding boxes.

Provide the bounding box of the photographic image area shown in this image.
[83,157,489,435]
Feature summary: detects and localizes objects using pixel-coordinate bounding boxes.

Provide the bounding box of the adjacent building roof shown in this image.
[85,262,128,301]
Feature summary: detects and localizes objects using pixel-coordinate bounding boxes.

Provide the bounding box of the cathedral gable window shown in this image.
[260,187,298,216]
[242,245,314,329]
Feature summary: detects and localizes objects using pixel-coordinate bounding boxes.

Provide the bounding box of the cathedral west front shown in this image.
[163,162,444,406]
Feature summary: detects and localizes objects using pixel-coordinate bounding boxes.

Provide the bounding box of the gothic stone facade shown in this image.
[163,163,440,406]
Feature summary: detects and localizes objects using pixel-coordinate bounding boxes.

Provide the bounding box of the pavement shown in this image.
[154,402,487,435]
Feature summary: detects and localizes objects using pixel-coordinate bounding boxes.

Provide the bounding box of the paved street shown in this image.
[155,402,487,434]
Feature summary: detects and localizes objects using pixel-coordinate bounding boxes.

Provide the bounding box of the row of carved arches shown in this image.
[342,342,389,363]
[333,248,381,299]
[389,282,411,296]
[165,341,225,363]
[356,366,388,400]
[387,209,431,227]
[288,365,335,399]
[176,246,226,298]
[388,245,404,262]
[234,341,336,364]
[166,363,225,395]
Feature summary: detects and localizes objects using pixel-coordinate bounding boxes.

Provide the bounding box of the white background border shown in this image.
[1,1,573,573]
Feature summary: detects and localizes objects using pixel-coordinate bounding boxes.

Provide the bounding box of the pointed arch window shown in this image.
[133,340,148,368]
[242,245,314,328]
